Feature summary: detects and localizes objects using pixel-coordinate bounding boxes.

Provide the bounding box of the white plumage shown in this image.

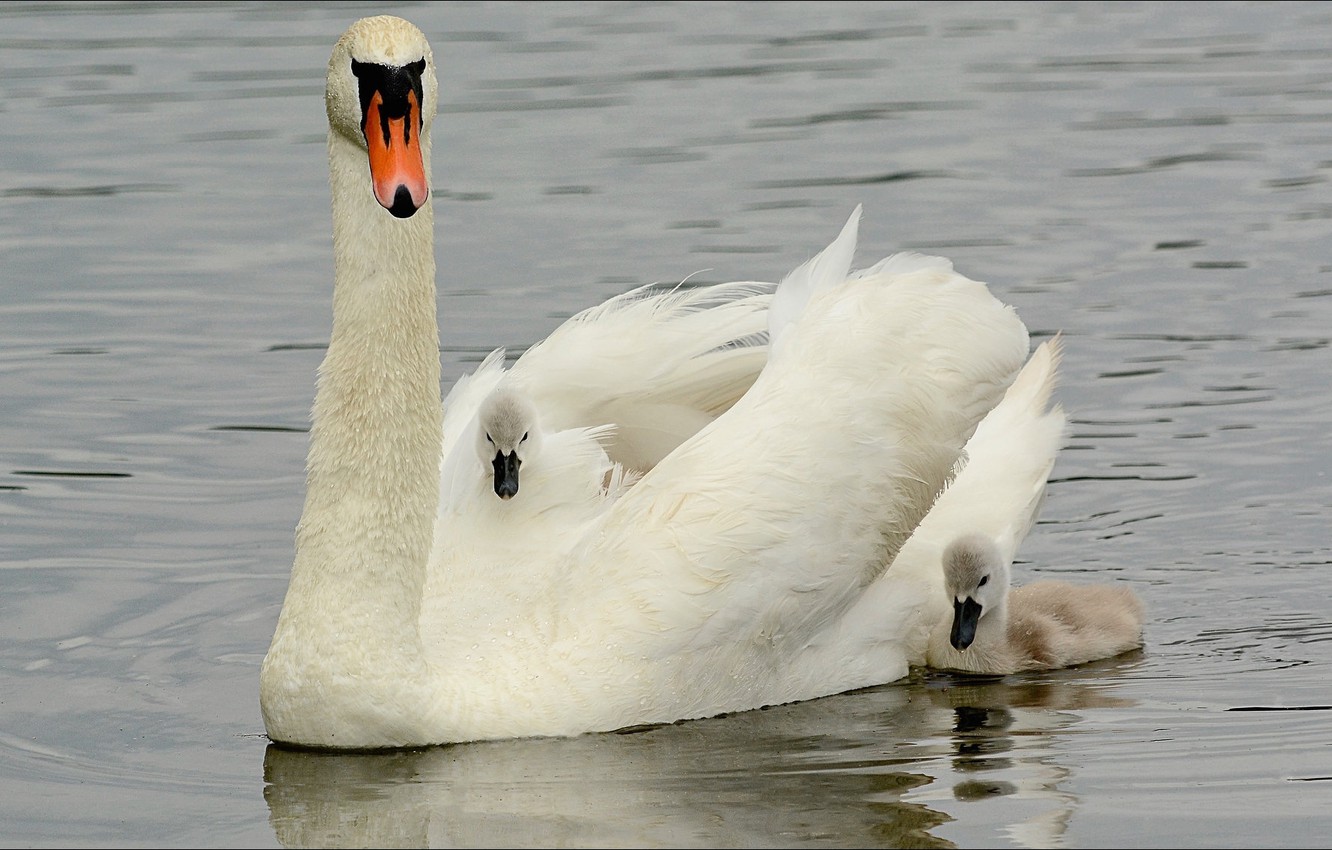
[260,15,1059,750]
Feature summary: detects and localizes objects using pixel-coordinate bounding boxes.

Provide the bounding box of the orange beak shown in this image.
[364,89,428,217]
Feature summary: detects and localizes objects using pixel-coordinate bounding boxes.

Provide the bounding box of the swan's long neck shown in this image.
[272,128,441,679]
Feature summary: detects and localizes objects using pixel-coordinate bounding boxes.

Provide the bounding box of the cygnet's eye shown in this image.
[978,575,989,587]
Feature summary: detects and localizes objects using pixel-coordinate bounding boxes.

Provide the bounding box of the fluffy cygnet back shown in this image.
[929,532,1144,675]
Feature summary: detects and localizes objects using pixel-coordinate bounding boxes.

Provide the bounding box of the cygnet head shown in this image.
[943,533,1009,651]
[476,387,543,500]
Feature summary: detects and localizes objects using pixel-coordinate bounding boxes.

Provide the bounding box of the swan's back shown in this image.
[559,212,1033,713]
[426,409,635,684]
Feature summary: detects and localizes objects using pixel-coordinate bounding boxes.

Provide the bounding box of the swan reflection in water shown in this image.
[262,657,1140,849]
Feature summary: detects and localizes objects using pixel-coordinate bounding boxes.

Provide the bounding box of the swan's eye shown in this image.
[485,433,494,445]
[978,575,989,587]
[521,431,529,443]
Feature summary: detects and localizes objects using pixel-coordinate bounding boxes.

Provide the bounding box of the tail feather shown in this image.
[768,205,862,355]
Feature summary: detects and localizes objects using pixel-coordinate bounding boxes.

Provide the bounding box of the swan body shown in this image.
[928,533,1144,674]
[260,15,1040,749]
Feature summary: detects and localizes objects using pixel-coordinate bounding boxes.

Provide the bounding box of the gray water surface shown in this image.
[2,2,1330,847]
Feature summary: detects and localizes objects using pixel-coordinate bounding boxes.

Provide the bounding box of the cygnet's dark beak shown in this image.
[950,596,983,651]
[492,450,520,500]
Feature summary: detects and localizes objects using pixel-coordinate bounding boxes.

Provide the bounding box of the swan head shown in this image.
[475,387,545,500]
[326,16,438,218]
[942,533,1009,651]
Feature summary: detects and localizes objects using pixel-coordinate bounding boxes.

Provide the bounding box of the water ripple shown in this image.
[753,169,959,189]
[1067,150,1257,177]
[3,183,172,198]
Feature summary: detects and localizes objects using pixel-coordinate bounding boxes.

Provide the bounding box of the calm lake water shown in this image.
[2,1,1330,847]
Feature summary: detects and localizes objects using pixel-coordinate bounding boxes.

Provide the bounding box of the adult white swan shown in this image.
[259,15,1037,749]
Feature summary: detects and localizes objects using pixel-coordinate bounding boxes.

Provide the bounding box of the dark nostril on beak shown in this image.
[388,184,418,218]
